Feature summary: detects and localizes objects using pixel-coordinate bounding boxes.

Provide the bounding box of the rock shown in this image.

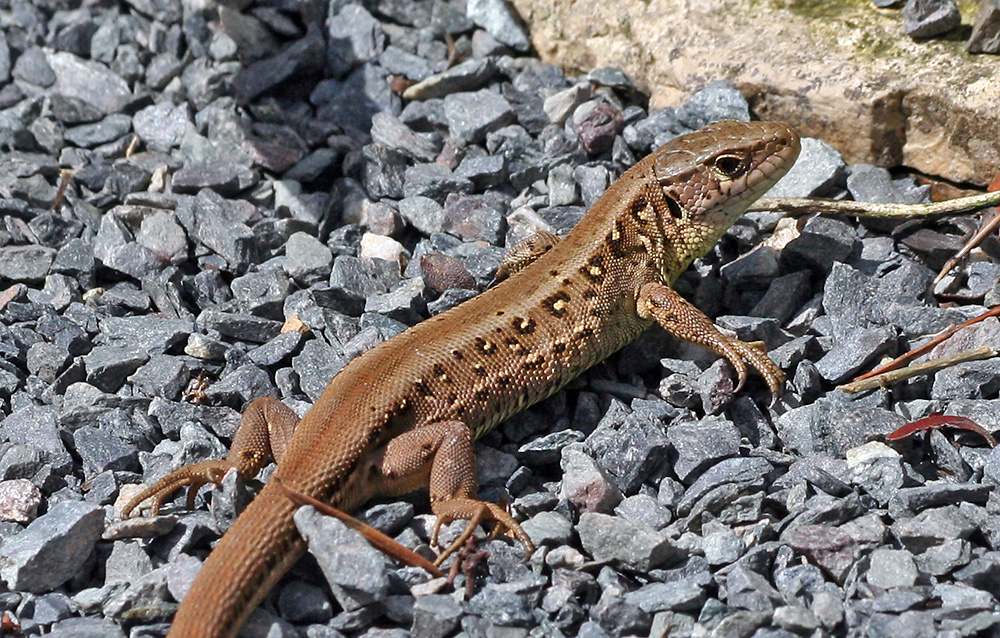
[0,501,104,592]
[768,137,845,198]
[293,507,389,612]
[867,548,919,589]
[968,0,1000,53]
[903,0,961,38]
[576,512,674,571]
[509,0,1000,185]
[467,0,531,51]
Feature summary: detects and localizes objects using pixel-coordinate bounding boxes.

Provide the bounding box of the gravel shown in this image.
[0,0,999,636]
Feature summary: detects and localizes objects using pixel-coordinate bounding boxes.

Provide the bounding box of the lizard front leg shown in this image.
[122,396,299,516]
[494,231,561,281]
[637,281,785,397]
[376,420,535,566]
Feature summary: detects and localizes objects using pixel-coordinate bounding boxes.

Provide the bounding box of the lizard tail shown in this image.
[166,481,304,638]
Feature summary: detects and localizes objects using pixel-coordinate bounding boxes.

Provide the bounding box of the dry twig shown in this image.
[751,190,1000,219]
[852,304,1000,382]
[839,346,998,394]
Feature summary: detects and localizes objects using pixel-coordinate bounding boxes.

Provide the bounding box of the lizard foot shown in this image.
[121,459,238,517]
[430,498,535,567]
[637,281,786,400]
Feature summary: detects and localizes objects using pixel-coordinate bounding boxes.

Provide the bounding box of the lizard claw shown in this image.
[431,499,535,567]
[121,460,235,518]
[719,338,784,399]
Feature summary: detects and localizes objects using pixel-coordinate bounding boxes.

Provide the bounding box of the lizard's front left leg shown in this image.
[377,420,535,566]
[637,281,785,396]
[494,231,560,281]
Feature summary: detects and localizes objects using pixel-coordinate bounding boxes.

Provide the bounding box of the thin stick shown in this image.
[933,178,1000,284]
[49,170,73,211]
[750,190,1000,219]
[125,134,140,158]
[852,304,1000,382]
[273,478,445,578]
[839,346,998,393]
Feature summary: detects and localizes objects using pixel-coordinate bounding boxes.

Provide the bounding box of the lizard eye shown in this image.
[713,153,749,178]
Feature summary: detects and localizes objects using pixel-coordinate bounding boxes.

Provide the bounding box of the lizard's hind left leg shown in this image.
[377,420,535,566]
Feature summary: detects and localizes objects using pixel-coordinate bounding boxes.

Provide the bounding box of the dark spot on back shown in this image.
[414,379,434,396]
[542,291,571,318]
[513,316,536,334]
[475,337,497,356]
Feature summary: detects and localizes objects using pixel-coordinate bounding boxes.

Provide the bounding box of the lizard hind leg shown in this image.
[378,420,535,567]
[121,396,299,517]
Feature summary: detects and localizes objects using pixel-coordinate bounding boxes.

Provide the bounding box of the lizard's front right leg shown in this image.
[637,281,785,397]
[121,396,299,516]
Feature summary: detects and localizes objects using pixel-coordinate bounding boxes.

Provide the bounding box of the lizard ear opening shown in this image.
[631,195,648,216]
[664,194,683,219]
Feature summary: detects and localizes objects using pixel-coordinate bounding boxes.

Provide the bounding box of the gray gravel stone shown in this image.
[411,594,463,638]
[667,417,740,484]
[768,137,845,198]
[968,0,1000,53]
[613,494,672,530]
[284,231,333,286]
[521,511,573,548]
[625,579,706,613]
[466,0,531,51]
[277,580,333,624]
[892,505,976,553]
[293,507,389,612]
[197,309,283,343]
[0,245,56,284]
[867,548,919,589]
[444,89,516,144]
[403,163,474,202]
[585,406,671,495]
[0,500,103,592]
[326,4,384,78]
[577,513,674,570]
[782,216,858,275]
[904,0,961,37]
[676,457,773,516]
[888,483,991,519]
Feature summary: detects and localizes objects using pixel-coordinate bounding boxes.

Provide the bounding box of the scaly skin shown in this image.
[123,119,801,638]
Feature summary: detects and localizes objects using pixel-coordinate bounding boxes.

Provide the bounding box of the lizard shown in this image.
[121,119,801,638]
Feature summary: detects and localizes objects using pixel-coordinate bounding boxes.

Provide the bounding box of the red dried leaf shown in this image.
[886,413,997,447]
[989,171,1000,193]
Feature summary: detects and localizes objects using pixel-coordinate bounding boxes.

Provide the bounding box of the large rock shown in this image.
[509,0,1000,185]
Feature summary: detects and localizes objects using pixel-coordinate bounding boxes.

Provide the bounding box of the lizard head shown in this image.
[646,119,800,279]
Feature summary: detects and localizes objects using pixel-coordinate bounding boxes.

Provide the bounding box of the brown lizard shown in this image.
[121,119,801,638]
